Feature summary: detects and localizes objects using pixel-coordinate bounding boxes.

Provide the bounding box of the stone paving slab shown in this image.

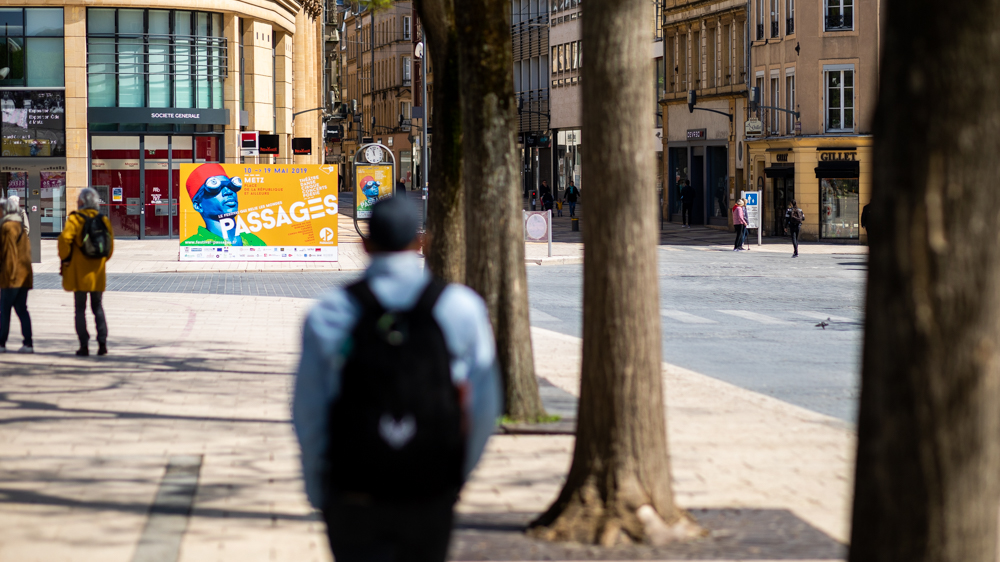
[0,290,852,561]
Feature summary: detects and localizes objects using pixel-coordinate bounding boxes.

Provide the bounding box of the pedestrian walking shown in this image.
[293,196,501,562]
[0,196,33,353]
[784,200,805,258]
[556,199,564,217]
[541,190,554,212]
[396,179,407,196]
[58,187,114,356]
[565,180,580,217]
[680,180,695,227]
[732,198,748,251]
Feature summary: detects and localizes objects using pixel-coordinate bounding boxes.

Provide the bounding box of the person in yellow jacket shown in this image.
[58,187,114,356]
[0,196,33,353]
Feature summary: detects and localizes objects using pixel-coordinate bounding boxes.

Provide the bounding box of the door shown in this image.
[92,136,142,238]
[772,176,794,235]
[691,155,705,225]
[144,136,171,237]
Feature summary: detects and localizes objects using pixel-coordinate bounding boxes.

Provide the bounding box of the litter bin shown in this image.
[571,217,579,232]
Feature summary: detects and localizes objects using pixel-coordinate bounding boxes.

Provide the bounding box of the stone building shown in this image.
[745,0,884,242]
[661,0,749,228]
[340,2,414,189]
[0,0,327,239]
[512,0,551,200]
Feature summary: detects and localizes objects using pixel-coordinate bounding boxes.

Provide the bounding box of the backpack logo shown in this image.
[378,414,416,449]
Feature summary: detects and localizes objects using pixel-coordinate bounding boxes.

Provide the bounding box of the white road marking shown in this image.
[791,311,856,323]
[660,310,718,324]
[529,308,562,322]
[718,310,794,325]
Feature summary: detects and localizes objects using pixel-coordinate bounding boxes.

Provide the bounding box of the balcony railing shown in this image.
[786,17,795,34]
[825,13,853,30]
[756,23,765,40]
[771,21,779,37]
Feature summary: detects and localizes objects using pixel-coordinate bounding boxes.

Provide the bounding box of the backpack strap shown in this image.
[413,277,448,316]
[345,279,385,316]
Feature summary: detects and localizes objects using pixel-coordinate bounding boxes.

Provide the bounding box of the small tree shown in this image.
[414,0,465,283]
[848,0,1000,560]
[454,0,546,421]
[529,0,696,544]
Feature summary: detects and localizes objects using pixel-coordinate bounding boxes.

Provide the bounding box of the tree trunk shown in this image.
[454,0,545,421]
[529,0,695,545]
[415,0,465,283]
[848,1,1000,561]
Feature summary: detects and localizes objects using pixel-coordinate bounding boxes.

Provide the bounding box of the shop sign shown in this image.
[775,153,791,162]
[819,151,857,162]
[686,128,707,140]
[179,163,340,262]
[292,138,313,155]
[240,132,259,156]
[259,135,280,155]
[87,107,229,126]
[745,118,763,137]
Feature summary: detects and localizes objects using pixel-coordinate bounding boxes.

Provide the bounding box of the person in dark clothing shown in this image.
[396,179,407,196]
[861,204,871,244]
[680,180,695,227]
[564,181,580,217]
[784,200,805,258]
[541,191,554,212]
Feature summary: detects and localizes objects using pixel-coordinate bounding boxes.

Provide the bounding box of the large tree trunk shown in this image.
[415,0,465,283]
[454,0,545,421]
[848,1,1000,561]
[529,0,695,545]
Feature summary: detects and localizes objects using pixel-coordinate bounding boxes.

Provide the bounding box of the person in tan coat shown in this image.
[0,196,33,353]
[59,188,114,356]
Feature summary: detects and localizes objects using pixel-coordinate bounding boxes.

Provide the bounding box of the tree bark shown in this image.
[455,0,545,421]
[415,0,465,283]
[529,0,693,545]
[848,1,1000,561]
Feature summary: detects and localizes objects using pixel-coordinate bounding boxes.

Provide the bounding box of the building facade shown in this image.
[661,0,748,228]
[0,1,327,239]
[745,0,883,242]
[340,2,413,190]
[512,0,551,200]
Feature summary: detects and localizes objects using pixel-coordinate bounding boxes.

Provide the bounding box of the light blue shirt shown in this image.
[292,251,503,508]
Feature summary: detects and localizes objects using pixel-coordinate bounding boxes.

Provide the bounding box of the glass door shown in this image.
[144,136,170,237]
[91,136,142,237]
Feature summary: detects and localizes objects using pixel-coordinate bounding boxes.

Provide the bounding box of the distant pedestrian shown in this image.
[565,180,580,217]
[556,199,564,217]
[540,180,551,199]
[0,196,33,353]
[293,196,501,562]
[680,180,695,227]
[784,200,805,258]
[59,188,114,356]
[396,179,407,196]
[541,190,554,212]
[861,203,871,243]
[732,198,748,251]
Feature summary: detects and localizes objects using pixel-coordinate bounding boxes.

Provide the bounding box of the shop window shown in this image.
[820,178,859,238]
[825,66,854,132]
[0,8,64,88]
[0,90,66,157]
[86,8,227,110]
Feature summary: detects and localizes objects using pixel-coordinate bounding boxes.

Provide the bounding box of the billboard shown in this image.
[355,164,393,218]
[179,163,340,262]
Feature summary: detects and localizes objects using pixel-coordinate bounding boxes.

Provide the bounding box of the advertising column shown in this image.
[179,163,340,261]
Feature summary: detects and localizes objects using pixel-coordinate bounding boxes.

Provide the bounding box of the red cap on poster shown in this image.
[185,163,228,199]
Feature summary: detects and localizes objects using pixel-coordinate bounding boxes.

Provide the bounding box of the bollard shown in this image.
[571,218,579,232]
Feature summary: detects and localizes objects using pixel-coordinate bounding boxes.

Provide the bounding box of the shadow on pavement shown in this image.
[451,508,845,560]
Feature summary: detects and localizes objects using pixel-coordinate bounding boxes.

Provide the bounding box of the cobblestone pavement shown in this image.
[32,272,359,298]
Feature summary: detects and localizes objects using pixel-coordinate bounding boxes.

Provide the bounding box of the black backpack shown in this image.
[73,211,112,259]
[325,278,465,501]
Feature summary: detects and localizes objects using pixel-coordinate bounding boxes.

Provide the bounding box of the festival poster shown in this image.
[179,163,340,262]
[355,164,394,219]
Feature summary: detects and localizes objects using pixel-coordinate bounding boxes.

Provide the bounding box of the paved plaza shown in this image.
[0,228,864,561]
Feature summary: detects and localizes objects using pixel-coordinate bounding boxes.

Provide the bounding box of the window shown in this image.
[403,16,411,41]
[785,71,796,133]
[400,101,411,120]
[770,74,779,134]
[770,0,780,37]
[0,8,64,87]
[87,8,227,109]
[722,24,731,85]
[570,42,578,70]
[706,27,716,88]
[756,0,765,40]
[826,0,853,30]
[693,32,701,87]
[825,67,854,131]
[821,179,859,238]
[786,0,795,34]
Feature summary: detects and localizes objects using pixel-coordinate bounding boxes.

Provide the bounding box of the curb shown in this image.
[525,256,583,266]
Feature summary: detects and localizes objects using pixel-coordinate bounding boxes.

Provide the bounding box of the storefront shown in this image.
[664,100,734,228]
[745,137,871,242]
[555,129,581,199]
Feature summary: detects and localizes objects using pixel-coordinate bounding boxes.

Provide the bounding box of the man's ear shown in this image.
[192,199,202,213]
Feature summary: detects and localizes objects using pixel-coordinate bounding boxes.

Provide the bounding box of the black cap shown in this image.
[369,196,419,251]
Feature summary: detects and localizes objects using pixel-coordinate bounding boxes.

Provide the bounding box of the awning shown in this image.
[764,166,795,178]
[815,161,860,179]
